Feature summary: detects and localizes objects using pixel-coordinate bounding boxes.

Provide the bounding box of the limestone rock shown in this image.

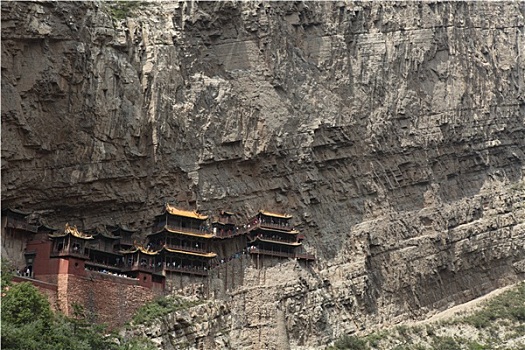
[2,1,524,349]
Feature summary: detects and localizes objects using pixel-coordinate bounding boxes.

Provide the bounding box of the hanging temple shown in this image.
[2,204,315,291]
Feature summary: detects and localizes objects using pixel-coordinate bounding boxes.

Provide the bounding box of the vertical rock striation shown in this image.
[2,1,524,348]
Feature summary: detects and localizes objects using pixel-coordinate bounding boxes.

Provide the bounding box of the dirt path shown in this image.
[413,283,519,325]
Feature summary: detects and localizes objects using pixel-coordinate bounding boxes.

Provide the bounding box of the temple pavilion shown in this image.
[108,224,137,251]
[49,223,94,259]
[84,225,122,270]
[2,208,39,233]
[246,211,313,260]
[211,211,239,238]
[2,208,55,276]
[120,246,163,274]
[147,204,216,276]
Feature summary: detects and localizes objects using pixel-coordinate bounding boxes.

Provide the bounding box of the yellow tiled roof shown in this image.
[259,210,292,219]
[165,203,208,220]
[150,225,215,239]
[119,246,159,255]
[138,246,160,255]
[162,246,217,258]
[260,227,299,234]
[255,237,302,246]
[60,223,94,240]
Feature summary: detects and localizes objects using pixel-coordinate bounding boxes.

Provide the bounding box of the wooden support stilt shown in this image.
[225,260,228,292]
[263,259,266,284]
[206,272,210,299]
[240,252,243,286]
[257,253,260,284]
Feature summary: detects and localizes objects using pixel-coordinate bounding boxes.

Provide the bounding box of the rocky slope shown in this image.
[2,1,525,348]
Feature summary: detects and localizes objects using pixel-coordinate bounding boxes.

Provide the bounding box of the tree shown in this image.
[0,267,156,350]
[1,258,14,289]
[1,280,55,350]
[1,282,53,326]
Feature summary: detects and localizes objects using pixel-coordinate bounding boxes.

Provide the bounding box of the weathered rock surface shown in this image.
[2,1,525,349]
[124,299,232,350]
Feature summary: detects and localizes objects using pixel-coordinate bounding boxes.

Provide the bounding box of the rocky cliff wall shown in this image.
[2,1,525,348]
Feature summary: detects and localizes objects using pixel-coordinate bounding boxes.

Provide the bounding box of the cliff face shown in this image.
[2,1,525,348]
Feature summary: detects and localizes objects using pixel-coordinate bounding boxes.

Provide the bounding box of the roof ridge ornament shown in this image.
[64,223,94,239]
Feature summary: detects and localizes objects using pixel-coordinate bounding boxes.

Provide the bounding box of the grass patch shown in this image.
[327,283,525,350]
[509,181,525,193]
[430,336,460,350]
[395,324,410,339]
[467,342,489,350]
[132,296,203,325]
[365,330,388,348]
[327,335,369,350]
[459,283,525,329]
[107,1,145,20]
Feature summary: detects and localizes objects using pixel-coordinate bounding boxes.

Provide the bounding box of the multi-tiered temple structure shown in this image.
[212,211,239,238]
[245,211,314,261]
[148,204,217,276]
[2,204,314,327]
[3,205,314,283]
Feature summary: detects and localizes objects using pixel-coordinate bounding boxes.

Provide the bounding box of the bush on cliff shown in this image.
[132,295,202,325]
[1,282,53,327]
[327,335,369,350]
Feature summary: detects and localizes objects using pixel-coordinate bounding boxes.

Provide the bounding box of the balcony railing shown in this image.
[214,228,240,238]
[50,248,89,259]
[121,263,163,273]
[156,222,212,237]
[242,221,294,234]
[89,246,120,255]
[294,252,315,261]
[165,244,211,255]
[250,234,299,245]
[247,247,295,259]
[260,221,293,231]
[85,261,123,271]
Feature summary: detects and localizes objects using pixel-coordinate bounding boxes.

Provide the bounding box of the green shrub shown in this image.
[1,282,53,327]
[467,341,488,350]
[431,336,461,350]
[462,283,525,329]
[0,271,155,350]
[396,325,410,339]
[332,335,369,350]
[117,336,157,350]
[107,1,144,20]
[365,331,387,347]
[410,345,428,350]
[132,296,202,325]
[1,258,14,289]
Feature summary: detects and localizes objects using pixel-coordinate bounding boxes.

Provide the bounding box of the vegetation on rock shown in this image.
[131,295,203,326]
[106,1,144,20]
[327,282,525,350]
[0,263,156,350]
